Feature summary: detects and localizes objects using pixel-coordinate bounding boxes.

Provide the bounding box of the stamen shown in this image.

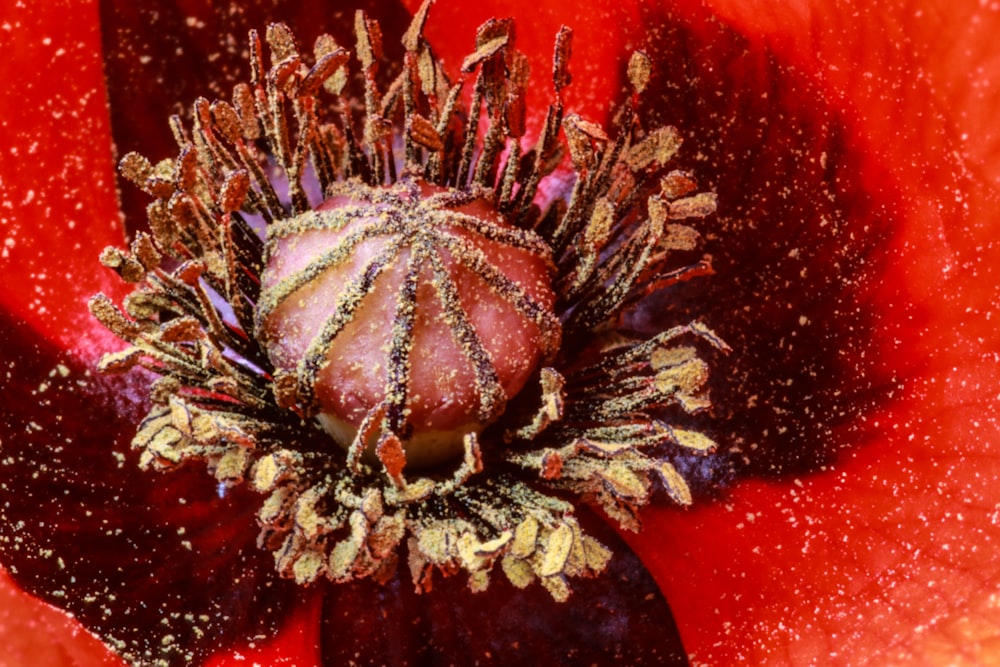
[93,0,725,601]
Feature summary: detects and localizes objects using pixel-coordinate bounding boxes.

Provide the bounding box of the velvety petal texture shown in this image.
[0,1,130,664]
[0,569,119,667]
[613,0,1000,663]
[0,0,127,358]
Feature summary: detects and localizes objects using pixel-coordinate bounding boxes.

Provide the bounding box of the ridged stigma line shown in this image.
[423,207,553,258]
[424,242,506,423]
[266,205,372,241]
[437,232,561,355]
[256,214,407,328]
[382,238,427,435]
[297,234,409,406]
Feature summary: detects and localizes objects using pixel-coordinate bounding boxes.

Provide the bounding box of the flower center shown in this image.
[91,3,726,601]
[257,178,560,467]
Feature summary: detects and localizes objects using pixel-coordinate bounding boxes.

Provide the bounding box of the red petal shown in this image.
[413,0,1000,664]
[0,2,126,663]
[618,0,1000,662]
[0,569,123,667]
[202,592,324,667]
[0,0,128,361]
[0,309,307,664]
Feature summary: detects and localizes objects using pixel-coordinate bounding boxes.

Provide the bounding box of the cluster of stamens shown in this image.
[91,0,727,601]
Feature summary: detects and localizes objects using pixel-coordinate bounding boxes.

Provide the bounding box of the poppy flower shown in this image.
[1,1,998,667]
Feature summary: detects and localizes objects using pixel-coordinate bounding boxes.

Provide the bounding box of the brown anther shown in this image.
[627,50,652,94]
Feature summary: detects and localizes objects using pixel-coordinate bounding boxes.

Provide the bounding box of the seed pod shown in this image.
[257,178,561,467]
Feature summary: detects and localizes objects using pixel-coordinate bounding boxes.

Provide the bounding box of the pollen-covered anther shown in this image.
[256,178,561,468]
[93,0,726,600]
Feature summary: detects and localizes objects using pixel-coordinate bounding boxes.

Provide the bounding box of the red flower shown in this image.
[2,0,998,664]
